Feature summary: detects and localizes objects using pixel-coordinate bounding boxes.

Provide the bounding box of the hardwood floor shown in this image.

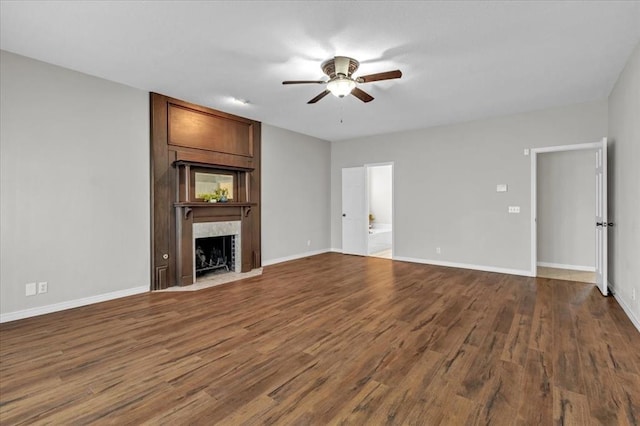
[370,249,392,259]
[1,253,638,425]
[537,266,596,284]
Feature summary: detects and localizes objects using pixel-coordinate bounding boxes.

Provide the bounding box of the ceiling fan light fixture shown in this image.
[327,76,356,98]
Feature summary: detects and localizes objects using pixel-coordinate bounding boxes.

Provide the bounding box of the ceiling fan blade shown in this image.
[356,70,402,83]
[283,80,326,85]
[307,90,331,104]
[351,87,374,103]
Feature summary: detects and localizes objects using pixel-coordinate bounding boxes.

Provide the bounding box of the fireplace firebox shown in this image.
[194,235,235,277]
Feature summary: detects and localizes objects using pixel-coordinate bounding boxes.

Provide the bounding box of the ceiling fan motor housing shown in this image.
[322,56,360,78]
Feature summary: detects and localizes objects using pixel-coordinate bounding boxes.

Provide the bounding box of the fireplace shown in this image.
[150,94,261,290]
[192,221,241,283]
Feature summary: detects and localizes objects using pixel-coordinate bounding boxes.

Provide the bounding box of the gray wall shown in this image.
[0,51,150,316]
[331,101,608,273]
[261,124,331,264]
[608,41,640,326]
[537,150,595,269]
[368,165,393,225]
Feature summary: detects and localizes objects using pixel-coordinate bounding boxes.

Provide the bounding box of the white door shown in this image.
[595,138,608,296]
[342,167,367,256]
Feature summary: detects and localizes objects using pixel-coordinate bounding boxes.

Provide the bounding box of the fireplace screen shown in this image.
[194,235,235,277]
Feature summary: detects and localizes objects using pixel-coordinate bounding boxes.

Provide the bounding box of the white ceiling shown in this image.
[1,1,639,142]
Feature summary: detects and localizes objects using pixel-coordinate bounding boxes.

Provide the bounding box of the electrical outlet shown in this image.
[38,282,48,294]
[436,247,441,254]
[25,282,37,296]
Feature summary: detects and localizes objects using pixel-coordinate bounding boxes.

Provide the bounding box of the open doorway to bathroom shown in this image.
[536,149,596,284]
[367,164,393,259]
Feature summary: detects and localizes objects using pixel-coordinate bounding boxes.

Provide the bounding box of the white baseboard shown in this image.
[262,249,332,266]
[612,290,640,333]
[394,256,532,277]
[537,262,595,272]
[0,286,148,324]
[330,248,343,253]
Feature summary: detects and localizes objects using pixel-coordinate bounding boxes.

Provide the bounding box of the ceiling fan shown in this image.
[282,56,402,104]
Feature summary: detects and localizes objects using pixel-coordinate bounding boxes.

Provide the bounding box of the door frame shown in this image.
[529,138,607,279]
[365,162,395,258]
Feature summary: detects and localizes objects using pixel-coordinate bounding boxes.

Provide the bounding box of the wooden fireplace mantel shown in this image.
[174,202,256,286]
[174,202,256,220]
[174,202,257,208]
[150,93,261,290]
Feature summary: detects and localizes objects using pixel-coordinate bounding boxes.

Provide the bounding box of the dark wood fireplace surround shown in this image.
[150,93,261,290]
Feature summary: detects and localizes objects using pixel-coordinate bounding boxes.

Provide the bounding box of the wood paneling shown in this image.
[168,104,253,157]
[1,253,638,424]
[249,123,261,268]
[176,149,254,171]
[150,94,174,290]
[150,93,261,288]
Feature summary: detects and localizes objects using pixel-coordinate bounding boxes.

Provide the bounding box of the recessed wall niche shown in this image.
[150,93,261,290]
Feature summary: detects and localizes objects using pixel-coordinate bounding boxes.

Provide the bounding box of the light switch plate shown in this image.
[508,206,521,213]
[496,184,508,192]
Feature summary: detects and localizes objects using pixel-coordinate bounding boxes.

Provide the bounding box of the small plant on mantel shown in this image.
[198,188,229,203]
[214,187,229,202]
[199,193,218,203]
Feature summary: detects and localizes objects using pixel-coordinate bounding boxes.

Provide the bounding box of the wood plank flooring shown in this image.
[1,253,639,425]
[537,267,596,284]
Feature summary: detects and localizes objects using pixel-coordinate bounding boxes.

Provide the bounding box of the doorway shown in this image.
[530,138,609,295]
[536,149,596,283]
[367,164,393,258]
[341,163,394,258]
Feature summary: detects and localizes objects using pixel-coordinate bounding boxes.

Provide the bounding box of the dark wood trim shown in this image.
[250,123,261,268]
[174,160,254,172]
[176,149,254,171]
[150,93,261,289]
[150,94,174,291]
[174,202,257,208]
